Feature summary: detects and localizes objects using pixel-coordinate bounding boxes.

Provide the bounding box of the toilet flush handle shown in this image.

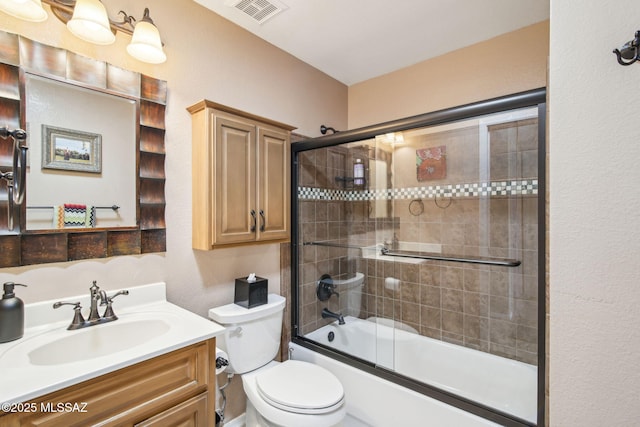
[229,326,243,336]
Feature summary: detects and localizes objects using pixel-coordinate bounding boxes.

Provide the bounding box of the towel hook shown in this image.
[613,30,640,66]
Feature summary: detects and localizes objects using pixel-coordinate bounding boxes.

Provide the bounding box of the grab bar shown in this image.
[303,241,364,249]
[380,248,521,267]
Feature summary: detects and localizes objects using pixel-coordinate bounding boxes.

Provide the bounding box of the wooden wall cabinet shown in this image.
[0,338,216,427]
[188,101,295,250]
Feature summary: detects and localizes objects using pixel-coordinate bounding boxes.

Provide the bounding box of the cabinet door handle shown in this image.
[250,209,256,232]
[259,209,265,232]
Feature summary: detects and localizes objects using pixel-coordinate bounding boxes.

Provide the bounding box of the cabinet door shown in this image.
[134,393,209,427]
[257,126,290,242]
[214,115,257,245]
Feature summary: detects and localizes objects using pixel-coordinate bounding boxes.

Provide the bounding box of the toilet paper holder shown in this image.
[215,347,229,375]
[216,356,228,371]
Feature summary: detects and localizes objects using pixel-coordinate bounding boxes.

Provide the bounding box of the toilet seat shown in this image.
[255,360,345,415]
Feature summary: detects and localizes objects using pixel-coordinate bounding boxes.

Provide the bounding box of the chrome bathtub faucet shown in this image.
[53,281,129,330]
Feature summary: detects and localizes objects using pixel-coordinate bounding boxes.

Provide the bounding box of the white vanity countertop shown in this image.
[0,282,225,405]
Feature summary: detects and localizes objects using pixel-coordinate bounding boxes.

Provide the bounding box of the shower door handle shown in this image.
[259,209,265,232]
[250,209,257,232]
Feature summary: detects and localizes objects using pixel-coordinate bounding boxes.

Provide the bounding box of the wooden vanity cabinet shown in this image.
[188,101,295,250]
[0,338,216,427]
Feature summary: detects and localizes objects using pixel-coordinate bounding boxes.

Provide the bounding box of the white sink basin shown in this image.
[3,311,177,367]
[28,318,171,366]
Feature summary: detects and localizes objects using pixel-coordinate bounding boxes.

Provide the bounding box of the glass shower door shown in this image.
[379,108,540,423]
[293,90,545,426]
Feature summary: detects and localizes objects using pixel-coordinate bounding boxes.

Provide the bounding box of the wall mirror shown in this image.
[25,73,137,230]
[0,30,167,267]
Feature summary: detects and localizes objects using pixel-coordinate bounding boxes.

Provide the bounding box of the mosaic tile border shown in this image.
[298,179,538,201]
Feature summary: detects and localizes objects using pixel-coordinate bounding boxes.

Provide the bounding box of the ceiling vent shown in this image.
[226,0,288,24]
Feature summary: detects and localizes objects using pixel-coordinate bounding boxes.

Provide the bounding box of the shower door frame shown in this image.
[291,88,547,427]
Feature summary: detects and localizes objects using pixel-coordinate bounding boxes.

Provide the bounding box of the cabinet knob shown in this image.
[259,209,265,232]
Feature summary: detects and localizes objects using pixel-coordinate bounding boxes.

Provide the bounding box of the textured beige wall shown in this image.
[0,1,346,307]
[0,1,346,422]
[548,0,640,425]
[348,21,549,129]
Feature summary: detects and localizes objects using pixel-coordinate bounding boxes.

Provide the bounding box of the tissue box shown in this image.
[234,276,268,308]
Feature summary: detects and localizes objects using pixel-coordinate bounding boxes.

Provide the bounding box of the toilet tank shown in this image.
[209,293,285,374]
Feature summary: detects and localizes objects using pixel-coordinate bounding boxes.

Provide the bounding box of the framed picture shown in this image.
[42,125,102,173]
[416,145,446,181]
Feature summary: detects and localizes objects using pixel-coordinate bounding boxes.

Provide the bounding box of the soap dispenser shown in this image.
[0,282,27,343]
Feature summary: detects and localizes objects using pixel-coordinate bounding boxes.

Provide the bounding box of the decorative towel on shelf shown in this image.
[53,204,96,228]
[54,205,64,229]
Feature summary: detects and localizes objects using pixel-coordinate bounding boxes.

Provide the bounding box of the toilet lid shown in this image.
[256,360,345,415]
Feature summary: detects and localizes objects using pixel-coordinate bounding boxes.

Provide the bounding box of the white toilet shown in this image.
[209,294,347,427]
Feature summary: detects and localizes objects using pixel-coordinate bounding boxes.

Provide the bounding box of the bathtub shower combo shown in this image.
[291,90,546,426]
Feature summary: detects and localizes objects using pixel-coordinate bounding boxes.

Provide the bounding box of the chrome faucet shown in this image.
[87,281,104,323]
[321,308,345,325]
[54,281,129,330]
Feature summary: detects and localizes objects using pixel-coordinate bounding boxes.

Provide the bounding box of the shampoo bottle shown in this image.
[0,282,27,343]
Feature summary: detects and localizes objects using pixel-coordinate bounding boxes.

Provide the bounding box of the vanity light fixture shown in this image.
[0,0,166,64]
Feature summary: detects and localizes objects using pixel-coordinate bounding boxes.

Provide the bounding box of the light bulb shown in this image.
[67,0,115,45]
[126,9,166,64]
[0,0,47,22]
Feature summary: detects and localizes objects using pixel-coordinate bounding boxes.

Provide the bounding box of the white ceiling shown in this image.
[193,0,549,86]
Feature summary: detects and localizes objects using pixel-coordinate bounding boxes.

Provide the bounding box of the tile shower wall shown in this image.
[298,145,359,333]
[297,119,539,365]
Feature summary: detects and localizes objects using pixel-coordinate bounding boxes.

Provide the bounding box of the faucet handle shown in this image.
[53,301,81,310]
[106,290,129,303]
[53,301,85,330]
[102,290,129,320]
[317,274,339,301]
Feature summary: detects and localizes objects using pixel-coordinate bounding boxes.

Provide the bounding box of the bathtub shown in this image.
[299,316,537,425]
